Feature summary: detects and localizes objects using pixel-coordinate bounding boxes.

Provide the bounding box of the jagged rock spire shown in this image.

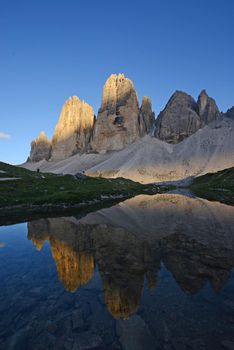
[51,96,95,160]
[91,74,153,152]
[197,89,220,126]
[29,131,51,162]
[139,96,155,136]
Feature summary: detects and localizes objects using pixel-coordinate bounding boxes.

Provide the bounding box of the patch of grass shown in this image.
[190,167,234,205]
[0,161,170,214]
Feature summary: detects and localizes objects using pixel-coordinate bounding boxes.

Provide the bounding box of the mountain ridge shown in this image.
[23,117,234,184]
[24,73,234,183]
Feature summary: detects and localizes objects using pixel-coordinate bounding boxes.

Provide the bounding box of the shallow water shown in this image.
[0,193,234,350]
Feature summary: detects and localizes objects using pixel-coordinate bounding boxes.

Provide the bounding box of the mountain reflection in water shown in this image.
[27,193,234,319]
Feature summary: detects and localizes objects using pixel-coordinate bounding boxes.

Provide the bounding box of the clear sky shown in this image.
[1,0,234,164]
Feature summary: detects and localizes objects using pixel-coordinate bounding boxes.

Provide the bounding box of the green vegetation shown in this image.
[190,167,234,205]
[0,162,167,223]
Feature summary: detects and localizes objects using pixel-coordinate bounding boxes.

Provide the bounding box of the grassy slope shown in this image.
[190,167,234,205]
[0,162,163,216]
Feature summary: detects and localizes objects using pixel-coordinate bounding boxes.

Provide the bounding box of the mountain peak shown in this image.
[29,131,51,162]
[197,90,220,126]
[199,89,208,97]
[50,96,95,160]
[37,131,49,141]
[91,73,141,152]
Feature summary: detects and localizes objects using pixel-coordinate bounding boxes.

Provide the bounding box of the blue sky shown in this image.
[1,0,234,164]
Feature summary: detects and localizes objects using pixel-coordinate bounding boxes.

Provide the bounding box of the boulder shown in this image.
[29,131,51,162]
[51,96,95,160]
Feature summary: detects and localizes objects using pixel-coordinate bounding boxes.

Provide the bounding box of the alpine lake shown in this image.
[0,192,234,350]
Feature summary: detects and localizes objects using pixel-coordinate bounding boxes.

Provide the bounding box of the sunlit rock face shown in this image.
[51,96,95,160]
[197,89,220,127]
[50,238,94,292]
[91,74,150,152]
[29,131,51,162]
[154,90,220,143]
[28,218,95,292]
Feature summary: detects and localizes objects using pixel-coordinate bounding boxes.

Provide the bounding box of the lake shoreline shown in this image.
[0,189,163,226]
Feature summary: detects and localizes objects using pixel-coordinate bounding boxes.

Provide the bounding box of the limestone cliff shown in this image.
[138,96,155,136]
[91,74,150,152]
[154,90,220,144]
[197,89,220,126]
[51,96,95,160]
[154,91,200,143]
[27,76,227,165]
[29,131,51,162]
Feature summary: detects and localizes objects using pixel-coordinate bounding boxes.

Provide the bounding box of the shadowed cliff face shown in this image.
[154,90,220,143]
[27,194,234,318]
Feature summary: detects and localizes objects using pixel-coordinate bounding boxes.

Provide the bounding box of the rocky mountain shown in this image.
[86,117,234,183]
[154,90,220,143]
[25,73,234,183]
[139,96,155,136]
[197,89,220,127]
[24,116,234,183]
[154,91,200,143]
[51,96,95,160]
[225,106,234,119]
[29,131,51,162]
[91,74,153,152]
[29,74,154,160]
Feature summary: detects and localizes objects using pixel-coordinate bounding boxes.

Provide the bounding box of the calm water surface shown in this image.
[0,193,234,350]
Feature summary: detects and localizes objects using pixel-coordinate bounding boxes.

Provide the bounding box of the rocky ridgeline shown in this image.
[29,74,232,162]
[154,90,220,143]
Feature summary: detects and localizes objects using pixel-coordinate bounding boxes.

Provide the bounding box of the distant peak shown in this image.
[142,96,152,102]
[37,131,49,141]
[66,95,80,103]
[109,73,125,80]
[168,91,196,105]
[141,96,152,109]
[38,130,46,137]
[199,89,208,96]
